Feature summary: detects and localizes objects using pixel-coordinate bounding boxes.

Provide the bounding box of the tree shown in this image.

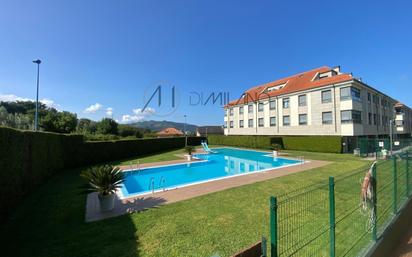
[77,118,97,134]
[96,118,118,135]
[40,110,77,133]
[118,124,143,138]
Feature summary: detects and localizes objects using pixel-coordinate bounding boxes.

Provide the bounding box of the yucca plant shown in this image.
[80,165,124,196]
[80,165,124,211]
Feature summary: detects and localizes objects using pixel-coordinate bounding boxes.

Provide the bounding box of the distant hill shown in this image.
[130,120,198,133]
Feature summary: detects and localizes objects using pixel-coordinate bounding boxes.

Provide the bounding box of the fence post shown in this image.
[393,156,398,214]
[329,177,336,257]
[372,164,378,241]
[261,236,267,257]
[270,196,278,257]
[406,151,410,196]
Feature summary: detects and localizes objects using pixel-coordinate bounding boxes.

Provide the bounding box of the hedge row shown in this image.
[0,126,204,220]
[282,136,342,153]
[207,135,273,149]
[208,135,342,153]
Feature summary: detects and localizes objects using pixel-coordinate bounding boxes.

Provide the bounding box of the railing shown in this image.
[268,150,412,257]
[159,176,166,192]
[149,177,155,194]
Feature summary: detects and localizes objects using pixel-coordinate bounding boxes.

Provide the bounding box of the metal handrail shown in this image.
[159,176,166,191]
[149,177,155,194]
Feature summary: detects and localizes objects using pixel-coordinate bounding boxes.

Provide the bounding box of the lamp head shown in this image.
[32,59,41,64]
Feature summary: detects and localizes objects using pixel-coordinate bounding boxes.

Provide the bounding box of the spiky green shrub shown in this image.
[80,165,124,196]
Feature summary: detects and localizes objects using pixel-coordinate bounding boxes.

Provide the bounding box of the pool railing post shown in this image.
[329,176,336,257]
[270,196,278,257]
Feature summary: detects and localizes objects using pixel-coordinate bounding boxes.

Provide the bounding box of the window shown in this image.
[373,95,378,105]
[368,92,371,103]
[340,87,361,101]
[248,119,253,128]
[270,117,276,127]
[229,108,233,116]
[321,90,332,103]
[283,115,290,126]
[368,113,372,125]
[395,120,404,126]
[258,118,264,127]
[229,121,234,128]
[239,120,244,128]
[248,104,253,113]
[299,114,307,125]
[373,114,377,125]
[239,106,244,115]
[341,110,362,124]
[224,122,227,128]
[322,112,333,124]
[283,98,290,109]
[269,99,276,110]
[298,94,307,106]
[258,102,264,112]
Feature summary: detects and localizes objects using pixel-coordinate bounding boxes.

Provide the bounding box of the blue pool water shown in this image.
[119,148,300,198]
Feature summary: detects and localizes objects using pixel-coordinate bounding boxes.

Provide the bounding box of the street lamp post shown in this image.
[184,115,187,147]
[33,59,41,131]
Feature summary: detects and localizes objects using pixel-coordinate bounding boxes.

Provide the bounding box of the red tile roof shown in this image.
[226,66,353,107]
[156,127,184,136]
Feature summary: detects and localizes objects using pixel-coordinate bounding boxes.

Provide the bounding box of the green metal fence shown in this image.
[268,150,412,257]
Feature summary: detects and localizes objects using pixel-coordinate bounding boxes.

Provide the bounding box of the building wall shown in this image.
[224,80,398,137]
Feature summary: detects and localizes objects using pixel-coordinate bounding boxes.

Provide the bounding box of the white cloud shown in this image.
[133,107,155,115]
[84,103,103,113]
[106,107,113,117]
[0,94,59,108]
[121,107,155,123]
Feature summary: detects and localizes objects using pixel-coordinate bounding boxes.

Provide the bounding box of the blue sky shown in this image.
[1,0,411,126]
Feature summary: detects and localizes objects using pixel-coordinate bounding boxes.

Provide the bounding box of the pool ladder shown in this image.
[148,177,167,195]
[149,177,155,194]
[159,176,166,192]
[298,156,305,164]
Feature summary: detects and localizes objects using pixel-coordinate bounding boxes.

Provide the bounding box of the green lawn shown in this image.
[1,147,372,257]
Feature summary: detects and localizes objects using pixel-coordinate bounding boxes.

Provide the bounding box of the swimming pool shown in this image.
[119,148,301,198]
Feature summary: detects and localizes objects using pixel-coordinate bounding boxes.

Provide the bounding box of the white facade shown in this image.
[224,80,399,137]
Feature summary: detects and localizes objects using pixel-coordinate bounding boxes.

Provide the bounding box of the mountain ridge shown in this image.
[130,120,198,133]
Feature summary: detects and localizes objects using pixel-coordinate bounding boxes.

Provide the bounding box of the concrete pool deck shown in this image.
[85,151,330,222]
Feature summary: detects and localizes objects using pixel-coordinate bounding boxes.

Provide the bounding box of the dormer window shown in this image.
[317,70,338,80]
[266,81,288,92]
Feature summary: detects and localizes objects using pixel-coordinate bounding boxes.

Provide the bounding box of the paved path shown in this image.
[85,151,329,222]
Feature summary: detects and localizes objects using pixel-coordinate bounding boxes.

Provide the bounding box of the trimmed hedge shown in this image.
[207,135,273,149]
[208,135,342,153]
[0,126,204,220]
[282,136,342,153]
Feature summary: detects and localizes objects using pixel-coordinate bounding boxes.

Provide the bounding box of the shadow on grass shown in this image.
[0,168,141,257]
[86,193,167,222]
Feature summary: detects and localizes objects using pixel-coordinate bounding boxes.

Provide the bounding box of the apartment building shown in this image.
[394,102,412,137]
[223,66,410,150]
